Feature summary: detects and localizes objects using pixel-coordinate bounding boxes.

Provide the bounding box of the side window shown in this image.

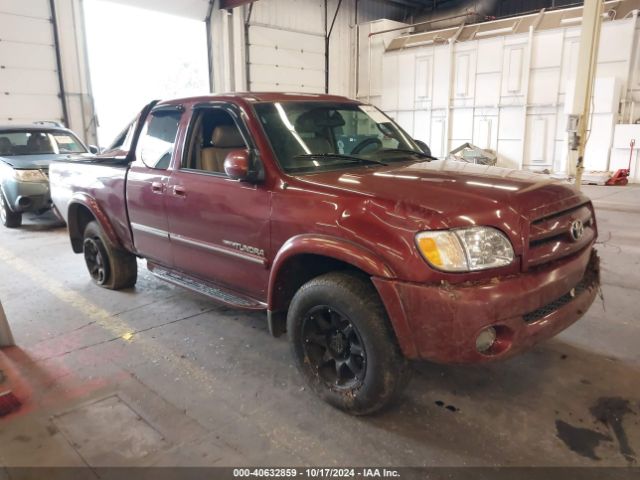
[183,108,246,175]
[138,110,182,170]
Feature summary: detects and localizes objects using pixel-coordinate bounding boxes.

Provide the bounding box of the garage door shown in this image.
[248,24,325,93]
[0,0,64,125]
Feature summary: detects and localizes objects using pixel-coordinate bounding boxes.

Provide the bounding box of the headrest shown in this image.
[0,137,10,147]
[295,109,345,133]
[210,125,245,148]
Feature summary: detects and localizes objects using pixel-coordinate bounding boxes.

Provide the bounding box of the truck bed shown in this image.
[49,157,135,252]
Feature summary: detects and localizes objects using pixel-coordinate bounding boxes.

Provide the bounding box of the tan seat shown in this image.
[201,125,245,173]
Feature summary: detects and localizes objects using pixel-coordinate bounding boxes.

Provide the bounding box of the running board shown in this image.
[148,264,266,310]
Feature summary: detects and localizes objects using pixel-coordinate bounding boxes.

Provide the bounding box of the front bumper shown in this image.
[1,179,51,213]
[373,246,600,363]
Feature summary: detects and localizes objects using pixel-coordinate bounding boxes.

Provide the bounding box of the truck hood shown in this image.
[294,159,587,229]
[0,153,93,169]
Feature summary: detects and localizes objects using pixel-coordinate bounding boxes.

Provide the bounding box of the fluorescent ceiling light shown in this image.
[475,26,514,38]
[407,39,435,46]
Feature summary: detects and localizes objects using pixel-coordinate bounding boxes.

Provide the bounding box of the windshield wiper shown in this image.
[293,153,388,166]
[377,148,436,160]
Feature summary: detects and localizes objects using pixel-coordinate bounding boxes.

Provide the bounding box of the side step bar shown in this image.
[149,263,266,311]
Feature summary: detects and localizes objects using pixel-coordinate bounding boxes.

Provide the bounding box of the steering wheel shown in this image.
[351,137,383,155]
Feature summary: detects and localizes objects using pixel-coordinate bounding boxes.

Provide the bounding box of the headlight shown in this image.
[416,226,514,272]
[13,169,48,183]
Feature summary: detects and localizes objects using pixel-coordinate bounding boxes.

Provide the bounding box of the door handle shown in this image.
[151,181,164,194]
[173,185,186,197]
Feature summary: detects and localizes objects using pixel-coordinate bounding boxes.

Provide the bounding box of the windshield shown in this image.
[253,101,425,174]
[0,130,87,156]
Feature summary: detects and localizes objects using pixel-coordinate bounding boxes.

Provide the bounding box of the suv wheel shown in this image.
[287,271,411,415]
[83,221,137,289]
[0,191,22,228]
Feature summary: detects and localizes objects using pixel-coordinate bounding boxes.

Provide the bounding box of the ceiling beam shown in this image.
[220,0,256,8]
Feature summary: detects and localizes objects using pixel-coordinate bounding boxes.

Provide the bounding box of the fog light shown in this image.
[17,196,31,208]
[476,327,497,353]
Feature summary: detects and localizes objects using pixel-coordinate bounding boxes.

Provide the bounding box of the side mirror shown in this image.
[224,149,250,180]
[414,140,431,157]
[88,145,100,154]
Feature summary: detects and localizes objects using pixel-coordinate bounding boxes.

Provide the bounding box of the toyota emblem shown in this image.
[570,219,584,241]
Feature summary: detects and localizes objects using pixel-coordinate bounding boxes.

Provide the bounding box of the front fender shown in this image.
[267,234,395,308]
[67,193,122,253]
[267,234,419,357]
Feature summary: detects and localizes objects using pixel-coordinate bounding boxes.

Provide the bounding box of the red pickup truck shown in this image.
[50,93,599,414]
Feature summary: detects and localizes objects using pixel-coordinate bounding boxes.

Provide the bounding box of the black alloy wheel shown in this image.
[302,306,366,389]
[83,236,109,285]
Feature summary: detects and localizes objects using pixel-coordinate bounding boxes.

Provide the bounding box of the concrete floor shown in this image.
[0,185,638,469]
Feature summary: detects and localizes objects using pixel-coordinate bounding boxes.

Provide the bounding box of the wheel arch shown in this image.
[267,234,395,315]
[67,194,121,253]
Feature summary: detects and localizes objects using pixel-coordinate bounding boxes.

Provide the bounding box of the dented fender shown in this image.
[67,193,123,253]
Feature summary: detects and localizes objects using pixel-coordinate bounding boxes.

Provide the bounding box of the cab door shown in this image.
[127,105,183,264]
[164,103,270,300]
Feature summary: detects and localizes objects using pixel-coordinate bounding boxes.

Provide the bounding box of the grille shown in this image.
[526,203,595,268]
[523,253,599,323]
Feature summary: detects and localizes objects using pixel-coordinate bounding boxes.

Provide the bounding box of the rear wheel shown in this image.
[0,191,21,228]
[287,271,411,415]
[83,221,137,289]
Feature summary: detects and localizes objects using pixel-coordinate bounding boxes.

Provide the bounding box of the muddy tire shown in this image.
[0,191,22,228]
[83,220,137,290]
[287,271,411,415]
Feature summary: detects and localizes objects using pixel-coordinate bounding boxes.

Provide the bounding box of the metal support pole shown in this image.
[49,0,70,128]
[0,301,15,348]
[567,0,604,190]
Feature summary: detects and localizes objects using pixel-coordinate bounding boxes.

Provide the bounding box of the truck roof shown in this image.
[157,91,360,107]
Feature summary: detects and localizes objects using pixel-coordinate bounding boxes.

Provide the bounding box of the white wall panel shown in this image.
[430,117,446,158]
[432,46,449,109]
[396,111,414,136]
[380,53,399,111]
[414,55,432,106]
[505,46,524,94]
[475,73,500,107]
[397,53,416,110]
[474,115,498,151]
[450,108,473,144]
[476,38,502,74]
[532,31,563,69]
[377,13,640,179]
[529,69,560,106]
[524,115,555,166]
[413,110,431,144]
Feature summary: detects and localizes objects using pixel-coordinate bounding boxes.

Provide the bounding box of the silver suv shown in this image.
[0,124,96,228]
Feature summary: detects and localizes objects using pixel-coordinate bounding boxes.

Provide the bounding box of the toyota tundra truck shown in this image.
[50,93,600,414]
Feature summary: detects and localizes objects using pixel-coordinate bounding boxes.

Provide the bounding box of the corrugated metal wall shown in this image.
[0,0,97,144]
[0,0,64,125]
[245,0,408,95]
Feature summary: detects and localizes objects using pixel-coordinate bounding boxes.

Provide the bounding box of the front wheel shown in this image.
[83,221,137,290]
[0,191,22,228]
[287,271,411,415]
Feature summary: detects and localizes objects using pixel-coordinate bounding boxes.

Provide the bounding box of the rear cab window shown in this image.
[136,108,183,170]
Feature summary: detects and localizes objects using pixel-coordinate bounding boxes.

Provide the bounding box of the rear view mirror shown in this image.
[414,140,431,157]
[224,149,250,180]
[88,145,100,154]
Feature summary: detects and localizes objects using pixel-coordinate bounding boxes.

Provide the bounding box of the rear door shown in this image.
[126,104,184,264]
[164,102,270,300]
